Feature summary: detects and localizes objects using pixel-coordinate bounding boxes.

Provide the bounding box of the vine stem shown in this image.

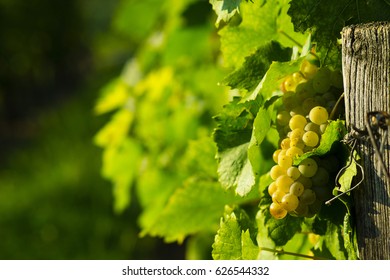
[278,30,303,48]
[259,247,327,260]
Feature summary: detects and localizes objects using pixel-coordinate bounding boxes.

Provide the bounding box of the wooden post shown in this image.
[342,22,390,260]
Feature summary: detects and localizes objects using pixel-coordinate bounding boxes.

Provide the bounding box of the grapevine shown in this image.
[268,53,344,219]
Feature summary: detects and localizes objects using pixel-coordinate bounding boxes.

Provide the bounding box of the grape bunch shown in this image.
[268,53,343,219]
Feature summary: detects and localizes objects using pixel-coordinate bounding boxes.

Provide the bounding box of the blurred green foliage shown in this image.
[0,0,188,259]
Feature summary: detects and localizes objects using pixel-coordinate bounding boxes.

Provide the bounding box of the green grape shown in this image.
[268,182,278,196]
[282,75,297,92]
[293,203,309,216]
[309,106,329,125]
[320,123,328,134]
[289,128,305,140]
[308,199,322,215]
[278,153,293,168]
[286,146,303,158]
[299,189,317,205]
[276,111,291,126]
[272,190,286,204]
[290,138,305,149]
[302,131,319,147]
[330,69,343,88]
[298,158,318,177]
[289,114,307,130]
[300,59,319,79]
[281,193,299,211]
[280,138,290,150]
[312,67,332,93]
[270,202,288,219]
[304,122,321,135]
[290,181,304,196]
[275,175,294,192]
[297,175,312,188]
[282,91,298,110]
[302,98,319,114]
[287,166,301,180]
[289,106,305,117]
[311,167,329,187]
[272,149,282,163]
[296,81,315,100]
[292,71,307,85]
[270,165,286,180]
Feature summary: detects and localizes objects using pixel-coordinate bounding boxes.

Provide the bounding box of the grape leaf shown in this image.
[209,0,242,27]
[142,178,240,243]
[223,41,292,91]
[212,207,259,260]
[213,96,261,152]
[219,0,308,68]
[94,79,130,115]
[288,0,390,65]
[101,139,141,213]
[294,119,347,165]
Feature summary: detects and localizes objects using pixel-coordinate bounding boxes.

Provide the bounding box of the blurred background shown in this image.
[0,0,214,259]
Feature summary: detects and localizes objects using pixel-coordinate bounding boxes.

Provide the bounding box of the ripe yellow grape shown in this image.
[272,190,286,204]
[280,138,291,150]
[302,131,320,147]
[278,154,293,168]
[281,193,299,211]
[270,202,288,219]
[309,106,329,125]
[289,114,307,130]
[287,166,301,180]
[268,182,278,196]
[270,165,287,180]
[286,146,303,158]
[272,149,282,163]
[275,175,294,192]
[289,128,305,140]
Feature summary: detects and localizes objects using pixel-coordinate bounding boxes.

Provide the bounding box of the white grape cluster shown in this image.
[268,54,343,219]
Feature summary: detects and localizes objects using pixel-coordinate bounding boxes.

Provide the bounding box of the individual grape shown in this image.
[296,81,315,101]
[330,69,343,88]
[278,154,293,168]
[280,138,290,150]
[290,137,305,149]
[320,123,328,134]
[297,175,312,188]
[282,75,296,92]
[300,59,319,79]
[272,190,286,204]
[289,128,305,140]
[293,203,309,216]
[302,98,319,114]
[298,158,318,177]
[281,193,299,211]
[309,106,329,125]
[287,166,301,180]
[290,181,304,196]
[286,146,303,158]
[292,71,307,85]
[268,182,278,196]
[311,167,329,187]
[302,131,319,147]
[272,149,282,163]
[299,189,317,205]
[270,165,286,180]
[289,106,305,117]
[289,114,307,130]
[276,111,291,126]
[304,122,321,135]
[312,67,332,93]
[270,202,288,219]
[275,175,294,192]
